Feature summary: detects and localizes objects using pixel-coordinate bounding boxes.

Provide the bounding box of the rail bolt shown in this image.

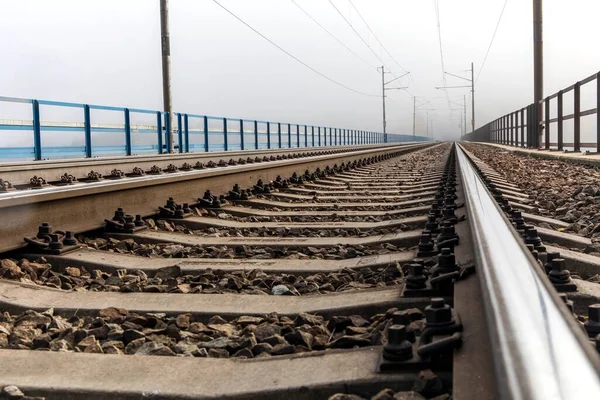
[425,298,454,327]
[425,215,440,233]
[406,264,427,289]
[544,251,560,274]
[549,258,577,292]
[417,233,436,257]
[382,324,413,362]
[174,205,185,219]
[437,248,458,273]
[48,234,64,251]
[585,304,600,337]
[442,207,457,224]
[134,215,145,227]
[62,231,77,246]
[525,229,543,248]
[37,222,53,238]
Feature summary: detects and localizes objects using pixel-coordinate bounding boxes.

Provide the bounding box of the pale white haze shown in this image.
[1,0,599,141]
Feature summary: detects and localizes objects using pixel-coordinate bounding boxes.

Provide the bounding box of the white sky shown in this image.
[1,0,600,141]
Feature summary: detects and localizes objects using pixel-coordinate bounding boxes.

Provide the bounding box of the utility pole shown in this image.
[160,0,173,152]
[435,63,475,132]
[378,67,410,142]
[533,0,543,147]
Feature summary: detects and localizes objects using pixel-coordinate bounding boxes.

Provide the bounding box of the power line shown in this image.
[290,0,378,72]
[347,0,408,73]
[212,0,378,97]
[433,0,451,110]
[327,0,390,71]
[476,0,509,83]
[433,0,446,87]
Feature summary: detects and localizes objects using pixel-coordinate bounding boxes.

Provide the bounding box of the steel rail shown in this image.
[456,143,600,399]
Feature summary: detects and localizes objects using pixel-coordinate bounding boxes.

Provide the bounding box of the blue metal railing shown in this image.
[0,95,431,161]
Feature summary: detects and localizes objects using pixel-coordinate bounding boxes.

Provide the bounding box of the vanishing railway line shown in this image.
[0,142,599,399]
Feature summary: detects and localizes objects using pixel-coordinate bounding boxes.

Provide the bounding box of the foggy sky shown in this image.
[1,0,600,141]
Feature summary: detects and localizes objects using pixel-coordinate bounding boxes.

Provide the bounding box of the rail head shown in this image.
[456,143,600,400]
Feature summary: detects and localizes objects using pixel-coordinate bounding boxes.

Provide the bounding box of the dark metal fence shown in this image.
[464,71,600,151]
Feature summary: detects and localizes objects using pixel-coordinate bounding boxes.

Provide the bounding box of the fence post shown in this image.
[288,123,292,148]
[223,118,228,151]
[124,108,132,156]
[304,125,308,147]
[318,127,322,146]
[597,73,600,153]
[203,116,209,152]
[32,100,42,160]
[184,114,189,152]
[240,119,244,151]
[267,122,271,149]
[277,122,282,148]
[254,120,258,150]
[157,112,163,154]
[296,124,300,148]
[177,113,183,153]
[311,126,315,146]
[165,113,172,153]
[544,98,550,149]
[557,90,564,151]
[574,81,581,152]
[84,104,92,158]
[510,112,514,146]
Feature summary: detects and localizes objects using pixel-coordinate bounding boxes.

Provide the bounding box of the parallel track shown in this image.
[0,142,598,399]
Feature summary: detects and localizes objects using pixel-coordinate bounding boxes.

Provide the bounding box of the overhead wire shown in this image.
[476,0,509,83]
[212,0,379,97]
[290,0,378,72]
[433,0,452,111]
[341,0,416,96]
[327,0,390,71]
[347,0,408,73]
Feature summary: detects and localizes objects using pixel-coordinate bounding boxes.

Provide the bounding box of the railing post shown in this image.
[318,127,322,146]
[240,119,244,151]
[510,112,514,146]
[267,122,271,149]
[597,73,600,153]
[184,114,190,152]
[32,100,42,160]
[503,115,507,144]
[223,118,228,151]
[544,98,550,149]
[311,126,315,146]
[157,111,163,154]
[177,113,183,153]
[329,127,332,145]
[165,112,172,153]
[521,108,525,147]
[84,104,92,158]
[296,124,300,147]
[203,116,209,152]
[254,120,258,150]
[124,108,132,156]
[277,122,282,148]
[304,125,308,147]
[574,81,581,152]
[557,90,563,151]
[324,127,327,146]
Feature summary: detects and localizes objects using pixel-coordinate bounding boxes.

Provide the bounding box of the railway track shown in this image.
[0,142,599,399]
